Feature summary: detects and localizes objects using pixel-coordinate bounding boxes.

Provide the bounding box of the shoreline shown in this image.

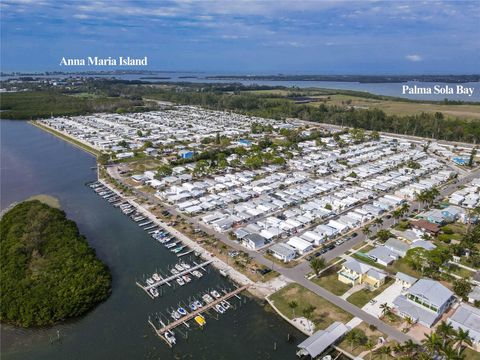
[29,121,101,157]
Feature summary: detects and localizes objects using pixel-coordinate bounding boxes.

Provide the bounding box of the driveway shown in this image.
[362,282,404,318]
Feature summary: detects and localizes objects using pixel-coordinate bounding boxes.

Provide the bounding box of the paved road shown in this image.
[106,163,479,344]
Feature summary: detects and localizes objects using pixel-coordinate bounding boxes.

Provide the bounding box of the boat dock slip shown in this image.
[136,260,213,293]
[177,249,194,258]
[148,285,249,347]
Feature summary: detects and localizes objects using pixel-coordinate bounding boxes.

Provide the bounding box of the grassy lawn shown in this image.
[338,322,386,357]
[269,283,353,330]
[351,253,388,271]
[389,258,422,279]
[463,348,480,360]
[347,278,394,308]
[312,264,351,296]
[307,94,480,120]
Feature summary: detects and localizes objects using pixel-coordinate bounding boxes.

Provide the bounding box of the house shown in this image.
[410,220,440,236]
[395,272,417,289]
[296,322,349,359]
[393,278,455,327]
[366,246,399,266]
[337,259,388,290]
[410,240,436,251]
[269,243,296,263]
[448,303,480,346]
[242,233,267,250]
[286,237,314,255]
[468,286,480,304]
[179,150,194,159]
[385,238,410,257]
[441,205,464,221]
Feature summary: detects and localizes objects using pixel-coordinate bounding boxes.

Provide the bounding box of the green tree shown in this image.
[453,279,472,299]
[309,257,326,277]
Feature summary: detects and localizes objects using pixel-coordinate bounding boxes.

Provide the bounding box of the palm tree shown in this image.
[374,217,384,229]
[362,224,372,240]
[365,340,375,360]
[441,343,463,360]
[392,209,402,226]
[288,301,298,318]
[374,345,391,360]
[400,202,410,217]
[437,321,455,347]
[404,316,414,329]
[392,343,404,356]
[402,339,419,357]
[422,332,440,357]
[379,303,392,319]
[309,257,326,277]
[453,327,472,355]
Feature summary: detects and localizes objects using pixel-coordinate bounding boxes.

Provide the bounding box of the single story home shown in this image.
[296,322,349,359]
[269,243,296,263]
[448,303,480,346]
[242,233,267,250]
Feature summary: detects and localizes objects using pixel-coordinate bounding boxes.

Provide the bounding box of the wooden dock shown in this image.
[136,260,213,294]
[148,285,249,347]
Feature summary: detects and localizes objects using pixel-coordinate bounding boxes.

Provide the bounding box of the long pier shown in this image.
[148,285,249,347]
[136,260,213,293]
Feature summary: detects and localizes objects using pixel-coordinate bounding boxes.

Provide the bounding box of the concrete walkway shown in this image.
[341,284,365,300]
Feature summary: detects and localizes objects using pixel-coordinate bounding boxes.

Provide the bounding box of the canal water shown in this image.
[0,120,305,360]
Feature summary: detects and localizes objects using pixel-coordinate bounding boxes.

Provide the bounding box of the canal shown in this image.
[0,120,305,360]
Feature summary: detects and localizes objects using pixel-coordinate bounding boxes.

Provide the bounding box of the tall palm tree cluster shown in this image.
[415,187,441,209]
[373,321,473,360]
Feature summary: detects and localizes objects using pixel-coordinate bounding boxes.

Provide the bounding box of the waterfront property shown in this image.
[337,258,387,290]
[392,278,454,327]
[296,321,349,358]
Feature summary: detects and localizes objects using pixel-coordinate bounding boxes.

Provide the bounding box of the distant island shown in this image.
[205,74,480,83]
[0,200,111,327]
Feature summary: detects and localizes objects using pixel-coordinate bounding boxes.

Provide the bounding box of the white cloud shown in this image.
[405,54,422,62]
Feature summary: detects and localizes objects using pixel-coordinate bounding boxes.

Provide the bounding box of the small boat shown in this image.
[182,275,191,283]
[176,278,185,286]
[177,307,187,316]
[191,270,203,278]
[215,304,226,314]
[180,262,191,269]
[194,315,206,327]
[149,288,159,297]
[146,278,154,285]
[211,290,221,299]
[170,268,179,275]
[165,331,176,345]
[171,311,181,320]
[152,273,161,281]
[174,264,184,272]
[321,356,332,360]
[193,300,203,308]
[172,246,185,254]
[165,242,178,249]
[189,302,197,311]
[202,294,214,303]
[220,300,230,310]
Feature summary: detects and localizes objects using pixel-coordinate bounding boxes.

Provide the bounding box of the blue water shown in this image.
[0,120,304,360]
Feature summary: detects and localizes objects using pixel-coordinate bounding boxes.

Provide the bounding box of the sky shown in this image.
[1,0,479,74]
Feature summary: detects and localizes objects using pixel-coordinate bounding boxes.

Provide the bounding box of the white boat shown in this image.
[152,273,161,281]
[189,302,197,311]
[180,262,191,269]
[321,356,332,360]
[215,304,226,314]
[182,275,191,283]
[146,278,154,285]
[174,264,184,272]
[149,288,159,297]
[202,294,214,303]
[176,278,185,286]
[164,331,176,345]
[220,300,230,310]
[171,311,181,320]
[210,290,221,299]
[170,268,179,275]
[191,270,203,278]
[193,300,203,308]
